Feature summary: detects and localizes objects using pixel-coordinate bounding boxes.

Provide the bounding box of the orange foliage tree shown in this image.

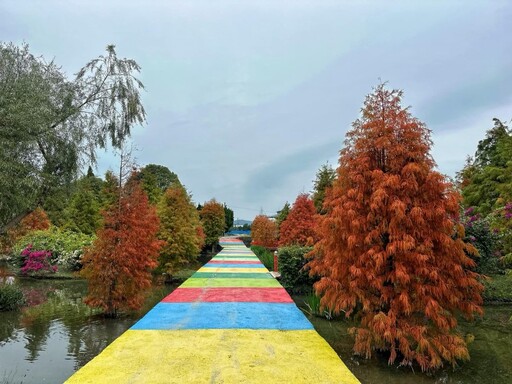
[80,178,163,317]
[2,207,51,253]
[308,84,483,371]
[279,194,318,246]
[251,215,277,248]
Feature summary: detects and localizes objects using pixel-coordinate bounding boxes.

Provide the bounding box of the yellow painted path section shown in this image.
[65,237,360,383]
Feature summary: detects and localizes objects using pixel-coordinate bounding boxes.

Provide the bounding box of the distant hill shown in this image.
[233,219,252,226]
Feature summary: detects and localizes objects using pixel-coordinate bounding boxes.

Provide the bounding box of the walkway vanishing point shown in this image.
[65,237,360,383]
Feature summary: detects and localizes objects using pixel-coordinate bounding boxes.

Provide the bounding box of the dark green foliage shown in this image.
[43,187,73,227]
[200,199,225,251]
[462,208,504,275]
[312,163,336,213]
[100,171,119,209]
[275,202,290,231]
[475,118,512,167]
[137,164,181,205]
[251,245,274,270]
[278,245,315,293]
[224,204,234,232]
[140,164,180,190]
[0,43,146,233]
[0,283,25,311]
[63,180,103,235]
[44,170,104,228]
[461,118,512,215]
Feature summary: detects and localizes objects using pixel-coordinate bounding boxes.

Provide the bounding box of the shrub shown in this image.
[278,245,315,293]
[19,246,57,275]
[251,245,274,270]
[0,283,25,311]
[462,207,504,275]
[13,227,94,271]
[493,202,512,270]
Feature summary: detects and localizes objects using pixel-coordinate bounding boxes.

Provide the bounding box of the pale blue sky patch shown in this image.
[2,0,511,220]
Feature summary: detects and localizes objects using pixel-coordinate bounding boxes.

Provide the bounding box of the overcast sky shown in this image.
[2,0,511,220]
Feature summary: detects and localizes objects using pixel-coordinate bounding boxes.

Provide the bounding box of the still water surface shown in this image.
[2,272,512,384]
[293,295,512,384]
[0,277,175,383]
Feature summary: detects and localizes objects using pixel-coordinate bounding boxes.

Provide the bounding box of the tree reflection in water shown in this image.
[0,278,175,384]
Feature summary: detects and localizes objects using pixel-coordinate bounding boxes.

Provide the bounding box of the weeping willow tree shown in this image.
[0,43,146,233]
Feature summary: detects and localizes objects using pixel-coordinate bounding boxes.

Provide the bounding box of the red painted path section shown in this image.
[162,287,294,303]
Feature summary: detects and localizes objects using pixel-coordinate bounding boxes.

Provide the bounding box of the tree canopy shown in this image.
[224,204,234,232]
[200,199,225,251]
[251,215,277,248]
[80,177,162,317]
[460,118,512,215]
[137,164,181,204]
[279,194,318,246]
[308,84,483,371]
[275,202,290,231]
[312,163,336,214]
[157,185,204,274]
[0,42,146,233]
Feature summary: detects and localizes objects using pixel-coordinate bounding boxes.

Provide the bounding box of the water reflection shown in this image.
[0,278,175,384]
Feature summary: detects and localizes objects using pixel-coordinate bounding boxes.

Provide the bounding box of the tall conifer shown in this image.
[279,194,318,246]
[308,84,483,370]
[157,186,203,274]
[251,215,277,248]
[81,178,163,317]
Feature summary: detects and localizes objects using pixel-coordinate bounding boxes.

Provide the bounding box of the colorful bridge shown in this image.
[65,237,359,383]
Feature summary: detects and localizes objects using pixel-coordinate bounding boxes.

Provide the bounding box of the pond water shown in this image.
[293,295,512,384]
[0,276,175,384]
[2,264,511,384]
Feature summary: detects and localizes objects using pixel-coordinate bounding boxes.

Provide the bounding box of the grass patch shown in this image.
[483,274,512,303]
[301,291,333,320]
[0,283,25,311]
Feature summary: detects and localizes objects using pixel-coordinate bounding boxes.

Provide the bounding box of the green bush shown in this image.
[278,245,316,293]
[251,245,274,270]
[0,283,25,311]
[462,208,504,275]
[13,227,95,271]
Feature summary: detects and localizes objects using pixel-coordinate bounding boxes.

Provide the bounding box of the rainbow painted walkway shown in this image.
[65,237,360,383]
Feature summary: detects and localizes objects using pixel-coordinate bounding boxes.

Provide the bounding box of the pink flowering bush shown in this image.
[19,245,58,275]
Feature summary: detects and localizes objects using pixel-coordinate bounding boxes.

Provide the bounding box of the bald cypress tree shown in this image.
[251,215,277,248]
[279,194,318,246]
[308,84,483,371]
[81,178,163,317]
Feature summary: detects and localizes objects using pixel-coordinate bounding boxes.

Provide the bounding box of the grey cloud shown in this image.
[243,140,341,199]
